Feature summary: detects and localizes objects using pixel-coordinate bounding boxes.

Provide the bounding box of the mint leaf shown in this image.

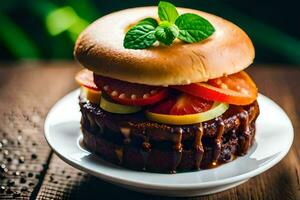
[138,18,158,27]
[158,1,179,23]
[155,21,179,45]
[123,1,216,49]
[123,19,158,49]
[175,13,215,43]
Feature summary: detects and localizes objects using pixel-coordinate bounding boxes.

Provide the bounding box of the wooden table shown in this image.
[0,62,299,200]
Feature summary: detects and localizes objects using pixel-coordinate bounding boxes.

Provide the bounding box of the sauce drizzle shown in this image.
[194,123,204,169]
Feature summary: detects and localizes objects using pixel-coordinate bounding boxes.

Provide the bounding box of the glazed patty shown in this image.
[79,98,259,172]
[80,97,259,146]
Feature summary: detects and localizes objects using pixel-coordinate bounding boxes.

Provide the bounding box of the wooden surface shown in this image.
[0,62,299,200]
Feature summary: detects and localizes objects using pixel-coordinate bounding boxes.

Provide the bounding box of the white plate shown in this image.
[44,89,293,197]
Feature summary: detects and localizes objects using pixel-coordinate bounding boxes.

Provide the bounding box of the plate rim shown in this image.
[44,89,294,190]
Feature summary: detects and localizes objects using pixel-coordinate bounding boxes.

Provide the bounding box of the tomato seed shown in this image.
[143,94,150,99]
[119,93,126,99]
[111,91,118,96]
[103,85,109,91]
[150,90,157,95]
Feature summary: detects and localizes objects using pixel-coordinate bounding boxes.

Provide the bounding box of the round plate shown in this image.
[44,89,293,197]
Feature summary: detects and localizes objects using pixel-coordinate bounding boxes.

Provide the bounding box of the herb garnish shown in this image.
[123,1,215,49]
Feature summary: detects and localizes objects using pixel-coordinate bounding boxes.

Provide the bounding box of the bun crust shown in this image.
[74,7,254,86]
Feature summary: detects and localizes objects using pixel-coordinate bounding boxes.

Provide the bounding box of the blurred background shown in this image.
[0,0,299,65]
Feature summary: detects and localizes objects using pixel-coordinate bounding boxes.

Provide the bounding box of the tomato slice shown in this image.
[75,69,99,91]
[94,74,169,106]
[149,93,213,115]
[150,98,176,114]
[173,71,258,105]
[170,94,213,115]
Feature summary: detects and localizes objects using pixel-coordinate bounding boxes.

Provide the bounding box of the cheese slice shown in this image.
[80,86,101,104]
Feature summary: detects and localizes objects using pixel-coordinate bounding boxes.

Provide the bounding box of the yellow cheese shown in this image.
[99,95,141,114]
[80,86,101,104]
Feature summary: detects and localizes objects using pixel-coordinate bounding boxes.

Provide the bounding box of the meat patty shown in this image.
[80,97,259,173]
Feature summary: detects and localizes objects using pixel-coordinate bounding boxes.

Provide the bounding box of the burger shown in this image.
[74,2,259,173]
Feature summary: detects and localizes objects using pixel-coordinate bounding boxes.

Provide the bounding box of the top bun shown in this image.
[74,7,254,86]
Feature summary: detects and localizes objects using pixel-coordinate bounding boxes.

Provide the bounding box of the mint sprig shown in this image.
[158,1,179,24]
[176,13,215,43]
[155,21,179,45]
[123,18,157,49]
[123,1,215,49]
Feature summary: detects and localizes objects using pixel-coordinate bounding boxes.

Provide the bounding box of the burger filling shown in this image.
[75,69,258,125]
[76,69,259,171]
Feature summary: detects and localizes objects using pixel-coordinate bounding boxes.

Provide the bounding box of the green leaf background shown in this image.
[0,0,299,65]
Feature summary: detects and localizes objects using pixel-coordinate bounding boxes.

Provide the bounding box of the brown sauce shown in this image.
[80,99,259,172]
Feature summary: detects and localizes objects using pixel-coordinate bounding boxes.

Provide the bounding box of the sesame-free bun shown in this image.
[74,7,254,86]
